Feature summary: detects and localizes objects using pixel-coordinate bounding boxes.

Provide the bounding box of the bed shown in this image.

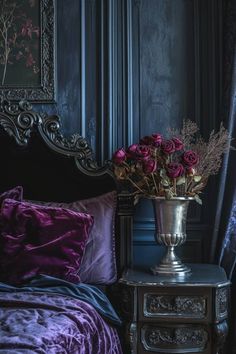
[0,97,134,353]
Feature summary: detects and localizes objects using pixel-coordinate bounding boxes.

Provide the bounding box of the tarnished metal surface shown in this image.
[151,197,193,276]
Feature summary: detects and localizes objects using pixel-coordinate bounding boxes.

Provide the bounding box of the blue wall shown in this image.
[33,0,223,267]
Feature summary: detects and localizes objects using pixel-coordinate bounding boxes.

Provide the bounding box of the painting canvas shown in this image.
[0,0,55,102]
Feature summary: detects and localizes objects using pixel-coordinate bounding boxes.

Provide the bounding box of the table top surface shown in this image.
[119,264,230,287]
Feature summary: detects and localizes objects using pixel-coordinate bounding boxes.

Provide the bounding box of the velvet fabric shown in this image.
[0,199,94,285]
[0,276,122,353]
[30,191,117,284]
[0,186,23,207]
[0,274,122,326]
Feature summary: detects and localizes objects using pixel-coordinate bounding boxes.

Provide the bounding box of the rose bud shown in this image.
[136,145,151,160]
[152,133,162,147]
[143,159,157,174]
[172,137,183,151]
[112,148,127,165]
[139,135,153,145]
[161,139,175,154]
[186,167,196,176]
[126,144,138,158]
[166,162,185,178]
[182,150,199,167]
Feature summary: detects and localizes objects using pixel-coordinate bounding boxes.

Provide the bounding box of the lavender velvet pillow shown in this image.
[0,199,93,285]
[0,186,23,207]
[30,191,117,284]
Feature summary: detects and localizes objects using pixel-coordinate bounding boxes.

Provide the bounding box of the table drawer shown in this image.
[138,287,211,322]
[139,323,210,353]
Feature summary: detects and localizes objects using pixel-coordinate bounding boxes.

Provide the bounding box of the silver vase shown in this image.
[151,197,193,276]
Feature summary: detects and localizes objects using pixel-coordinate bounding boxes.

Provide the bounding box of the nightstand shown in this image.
[119,264,230,354]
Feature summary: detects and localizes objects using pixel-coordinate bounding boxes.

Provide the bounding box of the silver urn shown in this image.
[151,197,193,276]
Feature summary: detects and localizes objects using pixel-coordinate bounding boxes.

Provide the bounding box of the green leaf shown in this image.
[194,194,202,205]
[161,179,170,186]
[193,175,202,182]
[166,190,174,199]
[160,169,167,178]
[176,176,186,185]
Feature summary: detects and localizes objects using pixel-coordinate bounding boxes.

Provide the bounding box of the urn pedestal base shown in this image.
[151,244,191,276]
[151,197,193,276]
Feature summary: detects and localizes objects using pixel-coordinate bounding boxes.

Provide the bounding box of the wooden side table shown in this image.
[119,264,230,354]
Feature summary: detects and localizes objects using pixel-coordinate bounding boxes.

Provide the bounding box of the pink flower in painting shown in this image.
[21,19,39,39]
[26,53,35,67]
[16,51,23,61]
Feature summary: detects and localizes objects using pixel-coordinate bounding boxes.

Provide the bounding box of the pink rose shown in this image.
[172,137,183,151]
[182,150,199,167]
[152,133,162,147]
[139,135,153,145]
[166,163,185,178]
[136,145,151,160]
[161,139,175,154]
[143,159,157,174]
[112,148,126,165]
[126,144,139,158]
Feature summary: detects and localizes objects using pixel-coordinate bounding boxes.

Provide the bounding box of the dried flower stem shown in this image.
[127,177,145,194]
[173,179,177,195]
[152,173,159,195]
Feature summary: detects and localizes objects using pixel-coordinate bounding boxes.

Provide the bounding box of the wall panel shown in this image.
[31,0,222,267]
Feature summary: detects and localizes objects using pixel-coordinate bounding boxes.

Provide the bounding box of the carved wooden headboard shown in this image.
[0,97,134,277]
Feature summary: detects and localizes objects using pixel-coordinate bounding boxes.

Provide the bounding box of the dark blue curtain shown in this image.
[210,1,236,352]
[211,1,236,269]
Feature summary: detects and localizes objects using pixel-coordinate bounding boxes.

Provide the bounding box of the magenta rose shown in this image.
[152,133,162,147]
[143,159,157,174]
[139,135,153,145]
[126,144,139,158]
[172,137,183,151]
[161,139,175,154]
[136,145,151,160]
[182,150,199,167]
[166,162,185,178]
[112,148,126,165]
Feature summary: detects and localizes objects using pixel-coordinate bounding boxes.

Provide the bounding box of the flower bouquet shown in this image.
[112,120,231,204]
[112,120,231,275]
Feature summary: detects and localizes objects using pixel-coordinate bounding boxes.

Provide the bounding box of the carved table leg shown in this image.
[125,322,137,354]
[213,320,229,354]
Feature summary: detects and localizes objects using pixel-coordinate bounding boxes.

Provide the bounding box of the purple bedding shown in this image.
[0,291,122,353]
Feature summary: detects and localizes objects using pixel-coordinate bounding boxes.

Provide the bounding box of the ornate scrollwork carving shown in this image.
[0,97,113,177]
[141,325,208,352]
[144,294,206,319]
[0,0,55,102]
[38,114,92,159]
[0,97,41,146]
[213,320,228,353]
[216,287,228,319]
[117,193,135,216]
[128,322,137,354]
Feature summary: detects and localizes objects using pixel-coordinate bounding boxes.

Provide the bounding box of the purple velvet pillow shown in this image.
[0,199,93,285]
[0,186,23,207]
[29,191,117,284]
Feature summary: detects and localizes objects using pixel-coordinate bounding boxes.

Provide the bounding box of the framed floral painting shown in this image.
[0,0,55,102]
